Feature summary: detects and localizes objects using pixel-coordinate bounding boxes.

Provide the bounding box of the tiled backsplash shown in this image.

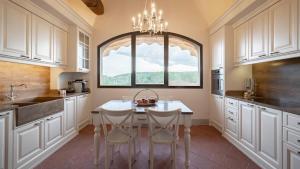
[0,61,50,102]
[253,57,300,104]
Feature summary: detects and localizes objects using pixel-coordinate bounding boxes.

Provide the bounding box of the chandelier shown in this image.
[131,0,168,35]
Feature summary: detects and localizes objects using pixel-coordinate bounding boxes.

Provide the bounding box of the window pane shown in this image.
[100,36,131,86]
[168,36,201,86]
[136,35,164,85]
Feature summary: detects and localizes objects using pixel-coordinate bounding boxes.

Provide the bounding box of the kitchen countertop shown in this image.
[226,92,300,115]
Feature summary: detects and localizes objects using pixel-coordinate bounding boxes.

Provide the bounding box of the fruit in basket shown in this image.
[148,98,156,103]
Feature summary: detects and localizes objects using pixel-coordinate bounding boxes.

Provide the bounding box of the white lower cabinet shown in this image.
[76,94,90,129]
[64,97,77,136]
[13,120,44,168]
[239,102,256,151]
[283,143,300,169]
[44,112,63,149]
[224,114,238,138]
[0,111,13,169]
[210,95,224,131]
[256,106,282,169]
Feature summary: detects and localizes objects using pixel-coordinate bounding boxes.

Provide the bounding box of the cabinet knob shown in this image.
[270,52,280,55]
[20,55,29,58]
[34,122,42,126]
[297,122,300,125]
[46,117,54,121]
[258,54,266,58]
[0,113,9,117]
[261,107,266,111]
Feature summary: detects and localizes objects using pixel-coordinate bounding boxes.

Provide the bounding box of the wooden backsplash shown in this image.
[0,61,50,102]
[253,57,300,104]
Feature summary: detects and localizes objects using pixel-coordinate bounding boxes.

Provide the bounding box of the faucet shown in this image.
[6,84,27,101]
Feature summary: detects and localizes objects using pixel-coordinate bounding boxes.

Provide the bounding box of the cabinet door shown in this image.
[78,30,90,72]
[0,112,12,169]
[249,10,269,60]
[14,120,44,168]
[283,143,300,169]
[210,95,224,129]
[76,94,90,129]
[65,97,76,135]
[210,29,224,70]
[239,102,256,151]
[225,114,238,139]
[257,106,282,169]
[45,112,63,148]
[269,0,298,54]
[0,1,31,58]
[234,22,249,63]
[54,27,67,65]
[32,15,53,63]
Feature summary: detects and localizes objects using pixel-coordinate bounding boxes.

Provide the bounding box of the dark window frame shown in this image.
[97,31,203,88]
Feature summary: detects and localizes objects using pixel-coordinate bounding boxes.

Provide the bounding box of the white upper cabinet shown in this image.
[234,22,249,63]
[0,1,31,58]
[269,0,298,54]
[78,30,90,72]
[210,29,224,70]
[53,27,67,65]
[239,102,256,151]
[32,15,53,63]
[249,10,269,60]
[256,106,282,169]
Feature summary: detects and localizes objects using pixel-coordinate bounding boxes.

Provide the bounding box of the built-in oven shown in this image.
[211,69,224,96]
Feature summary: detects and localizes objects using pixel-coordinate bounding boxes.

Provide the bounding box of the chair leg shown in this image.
[105,142,109,169]
[133,138,137,161]
[111,145,114,164]
[138,124,142,152]
[150,142,154,169]
[172,143,176,169]
[128,141,132,169]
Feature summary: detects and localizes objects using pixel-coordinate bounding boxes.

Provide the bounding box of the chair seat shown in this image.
[152,129,175,144]
[107,128,137,144]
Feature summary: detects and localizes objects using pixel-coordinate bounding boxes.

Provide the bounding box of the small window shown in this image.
[168,36,201,86]
[136,35,164,85]
[99,36,132,86]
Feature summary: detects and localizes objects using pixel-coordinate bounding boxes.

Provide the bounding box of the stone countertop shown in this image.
[226,93,300,116]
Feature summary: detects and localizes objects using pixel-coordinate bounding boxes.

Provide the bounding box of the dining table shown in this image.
[91,100,193,169]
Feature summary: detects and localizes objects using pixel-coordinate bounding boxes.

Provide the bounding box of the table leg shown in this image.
[94,124,101,165]
[183,115,192,169]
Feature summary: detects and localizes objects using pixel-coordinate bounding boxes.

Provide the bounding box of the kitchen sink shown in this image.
[14,97,64,126]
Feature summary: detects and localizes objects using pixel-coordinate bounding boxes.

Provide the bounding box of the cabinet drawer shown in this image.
[283,127,300,149]
[225,106,238,118]
[283,112,300,132]
[226,98,238,108]
[225,115,238,138]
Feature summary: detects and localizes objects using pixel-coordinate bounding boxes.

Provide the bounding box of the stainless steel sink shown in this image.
[14,97,64,126]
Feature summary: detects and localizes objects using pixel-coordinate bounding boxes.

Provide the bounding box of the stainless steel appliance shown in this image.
[211,69,224,96]
[68,80,89,93]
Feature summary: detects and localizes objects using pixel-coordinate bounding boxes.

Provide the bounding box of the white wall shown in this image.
[90,0,211,120]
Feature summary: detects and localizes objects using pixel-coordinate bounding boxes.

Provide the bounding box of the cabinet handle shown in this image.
[229,111,234,115]
[33,57,41,60]
[34,122,42,126]
[258,54,266,58]
[227,117,234,121]
[270,52,280,55]
[229,102,234,105]
[55,61,61,64]
[297,122,300,125]
[248,104,254,107]
[0,113,9,117]
[261,107,266,111]
[297,140,300,142]
[46,117,54,121]
[20,55,29,58]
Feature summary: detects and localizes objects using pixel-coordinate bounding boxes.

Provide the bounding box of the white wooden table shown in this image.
[91,100,193,169]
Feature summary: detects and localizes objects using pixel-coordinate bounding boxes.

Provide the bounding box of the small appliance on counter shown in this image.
[244,78,256,99]
[67,79,90,93]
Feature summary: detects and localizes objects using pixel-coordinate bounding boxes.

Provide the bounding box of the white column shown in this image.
[183,115,192,169]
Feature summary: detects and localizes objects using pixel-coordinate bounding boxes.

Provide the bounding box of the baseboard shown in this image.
[192,119,209,125]
[17,131,78,169]
[209,120,223,132]
[223,133,276,169]
[78,119,91,130]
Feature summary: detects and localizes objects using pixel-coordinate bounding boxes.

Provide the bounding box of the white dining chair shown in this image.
[146,108,181,169]
[99,108,137,169]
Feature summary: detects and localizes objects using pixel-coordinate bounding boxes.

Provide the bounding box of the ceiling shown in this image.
[65,0,236,27]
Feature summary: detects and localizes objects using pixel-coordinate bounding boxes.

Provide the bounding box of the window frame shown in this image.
[97,32,203,88]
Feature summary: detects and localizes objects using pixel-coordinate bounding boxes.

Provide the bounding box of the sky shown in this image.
[101,43,199,77]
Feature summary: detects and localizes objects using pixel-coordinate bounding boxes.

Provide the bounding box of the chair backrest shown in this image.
[99,108,135,137]
[146,108,181,137]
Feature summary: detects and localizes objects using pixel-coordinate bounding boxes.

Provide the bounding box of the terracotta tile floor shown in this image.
[35,125,261,169]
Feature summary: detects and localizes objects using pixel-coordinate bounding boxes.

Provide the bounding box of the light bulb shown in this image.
[151,2,155,8]
[159,10,163,15]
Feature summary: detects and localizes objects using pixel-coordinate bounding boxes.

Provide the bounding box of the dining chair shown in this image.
[99,108,137,169]
[146,108,181,169]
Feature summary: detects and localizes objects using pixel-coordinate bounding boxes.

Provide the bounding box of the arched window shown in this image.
[98,32,203,88]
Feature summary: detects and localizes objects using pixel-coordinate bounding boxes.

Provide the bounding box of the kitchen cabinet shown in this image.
[210,94,224,131]
[269,0,298,54]
[234,22,249,63]
[32,15,53,63]
[248,10,269,60]
[68,27,91,72]
[239,102,256,151]
[45,112,63,149]
[283,143,300,169]
[64,97,77,136]
[256,106,282,169]
[224,98,239,139]
[210,29,224,70]
[76,94,90,129]
[0,111,12,169]
[53,27,67,65]
[14,120,44,168]
[0,1,31,58]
